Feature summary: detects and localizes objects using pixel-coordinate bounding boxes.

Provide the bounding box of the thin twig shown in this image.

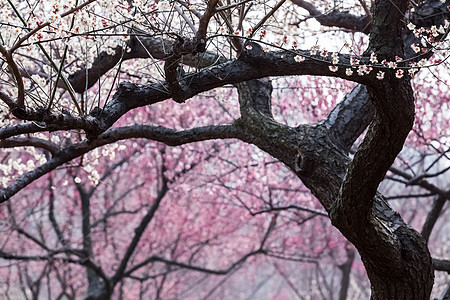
[215,0,253,12]
[358,0,372,21]
[10,0,98,52]
[250,0,288,38]
[173,3,197,33]
[0,45,25,107]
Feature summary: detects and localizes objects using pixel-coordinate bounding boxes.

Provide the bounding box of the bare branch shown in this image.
[358,0,373,21]
[389,167,450,200]
[10,0,99,52]
[196,0,219,43]
[421,195,447,243]
[112,169,169,285]
[322,84,374,153]
[433,258,450,273]
[47,176,66,247]
[124,250,263,277]
[0,46,25,108]
[251,0,289,37]
[251,204,328,217]
[0,137,60,155]
[0,123,239,201]
[0,123,65,140]
[290,0,371,34]
[215,0,253,12]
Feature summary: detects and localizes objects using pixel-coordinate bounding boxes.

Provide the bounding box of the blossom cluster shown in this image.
[288,20,450,80]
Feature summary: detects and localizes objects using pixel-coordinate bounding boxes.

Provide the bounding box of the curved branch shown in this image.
[0,123,65,140]
[0,46,25,108]
[0,137,60,155]
[321,84,374,153]
[68,34,227,93]
[123,216,275,278]
[112,169,169,285]
[389,166,450,200]
[433,258,450,273]
[334,0,414,230]
[124,249,263,277]
[0,123,240,201]
[290,0,372,34]
[13,49,371,139]
[421,195,447,243]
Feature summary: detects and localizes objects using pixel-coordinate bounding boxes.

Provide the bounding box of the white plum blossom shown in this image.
[376,71,385,80]
[294,55,305,63]
[408,68,418,78]
[310,45,319,55]
[388,61,397,69]
[158,0,171,10]
[407,22,416,30]
[370,52,378,64]
[31,74,46,89]
[421,37,428,47]
[350,57,360,66]
[411,43,421,53]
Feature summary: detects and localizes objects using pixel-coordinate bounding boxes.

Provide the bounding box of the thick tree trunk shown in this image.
[232,0,440,297]
[235,79,434,299]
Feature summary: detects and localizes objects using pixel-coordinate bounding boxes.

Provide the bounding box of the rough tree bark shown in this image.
[234,75,433,299]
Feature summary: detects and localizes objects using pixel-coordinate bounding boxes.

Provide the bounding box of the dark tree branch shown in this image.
[0,46,25,107]
[321,84,374,153]
[6,202,50,251]
[390,166,450,200]
[0,123,65,140]
[72,179,106,297]
[0,249,109,287]
[232,61,433,298]
[237,77,273,118]
[124,250,263,277]
[358,0,373,21]
[0,91,17,110]
[67,33,227,93]
[421,195,448,243]
[334,0,414,228]
[0,123,239,202]
[164,55,186,102]
[338,244,355,300]
[0,137,60,155]
[112,168,169,285]
[433,258,450,273]
[251,0,289,36]
[124,213,276,278]
[10,49,373,140]
[196,0,219,44]
[290,0,372,34]
[47,176,66,247]
[251,204,328,217]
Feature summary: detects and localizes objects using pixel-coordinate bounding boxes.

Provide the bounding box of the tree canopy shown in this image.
[1,0,450,299]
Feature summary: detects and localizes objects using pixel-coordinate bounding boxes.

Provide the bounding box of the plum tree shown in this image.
[0,0,450,299]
